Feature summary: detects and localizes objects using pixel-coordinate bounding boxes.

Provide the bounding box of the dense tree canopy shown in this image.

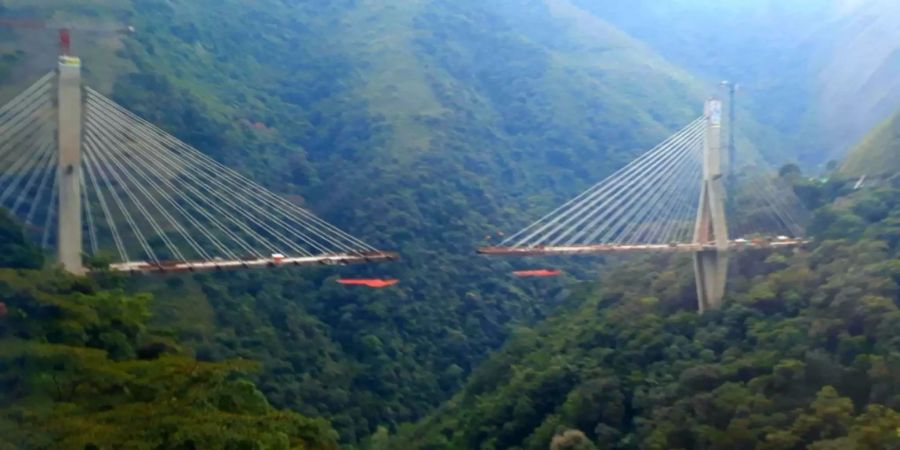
[0,219,338,449]
[0,2,899,449]
[391,179,900,449]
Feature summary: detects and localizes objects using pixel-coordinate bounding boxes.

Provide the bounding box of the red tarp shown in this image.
[513,269,562,278]
[0,302,7,317]
[337,279,400,288]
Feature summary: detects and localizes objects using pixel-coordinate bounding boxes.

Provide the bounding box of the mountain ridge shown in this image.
[841,108,900,177]
[3,1,898,446]
[577,0,900,166]
[391,178,900,450]
[0,0,722,442]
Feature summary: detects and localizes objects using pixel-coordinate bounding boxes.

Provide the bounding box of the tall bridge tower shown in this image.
[56,55,84,274]
[693,99,728,312]
[0,58,396,274]
[477,98,806,312]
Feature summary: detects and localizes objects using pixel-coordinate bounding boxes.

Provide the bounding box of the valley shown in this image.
[0,1,898,449]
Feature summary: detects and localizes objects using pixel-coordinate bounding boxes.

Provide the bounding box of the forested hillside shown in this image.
[842,108,900,177]
[3,0,899,448]
[0,212,339,449]
[392,175,900,450]
[0,0,721,443]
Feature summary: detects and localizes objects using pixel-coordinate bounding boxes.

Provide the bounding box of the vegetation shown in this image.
[0,211,42,270]
[0,1,898,448]
[842,109,900,177]
[0,0,716,444]
[391,176,900,449]
[0,216,338,449]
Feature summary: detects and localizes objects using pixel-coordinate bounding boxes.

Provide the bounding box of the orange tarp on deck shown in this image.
[512,269,562,278]
[337,279,400,288]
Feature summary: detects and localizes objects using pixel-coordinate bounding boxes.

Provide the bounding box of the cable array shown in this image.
[0,72,58,247]
[81,88,378,264]
[0,72,383,267]
[727,168,807,239]
[0,70,807,267]
[500,117,706,248]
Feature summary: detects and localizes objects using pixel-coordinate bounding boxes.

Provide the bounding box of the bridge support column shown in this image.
[694,250,728,312]
[57,56,84,274]
[693,99,728,312]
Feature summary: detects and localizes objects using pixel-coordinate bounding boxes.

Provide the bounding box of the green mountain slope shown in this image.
[3,0,900,447]
[0,213,339,450]
[842,109,900,177]
[0,0,723,443]
[392,180,900,450]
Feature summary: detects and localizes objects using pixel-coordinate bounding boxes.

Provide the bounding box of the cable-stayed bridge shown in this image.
[0,56,396,274]
[0,55,805,311]
[479,100,807,312]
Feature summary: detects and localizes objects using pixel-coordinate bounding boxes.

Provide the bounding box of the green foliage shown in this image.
[1,0,712,439]
[392,185,900,449]
[8,0,710,444]
[842,108,900,177]
[0,211,42,269]
[1,348,337,450]
[550,430,597,450]
[3,1,899,448]
[0,245,338,449]
[0,0,709,441]
[127,267,572,444]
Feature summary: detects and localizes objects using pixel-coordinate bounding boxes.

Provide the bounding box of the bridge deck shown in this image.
[107,252,399,273]
[477,239,807,256]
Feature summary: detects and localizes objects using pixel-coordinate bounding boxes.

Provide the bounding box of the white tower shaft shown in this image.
[57,56,84,274]
[693,99,729,312]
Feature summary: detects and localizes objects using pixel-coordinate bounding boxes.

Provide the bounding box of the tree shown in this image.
[0,262,338,450]
[0,211,42,269]
[779,163,802,180]
[550,430,597,450]
[789,386,854,443]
